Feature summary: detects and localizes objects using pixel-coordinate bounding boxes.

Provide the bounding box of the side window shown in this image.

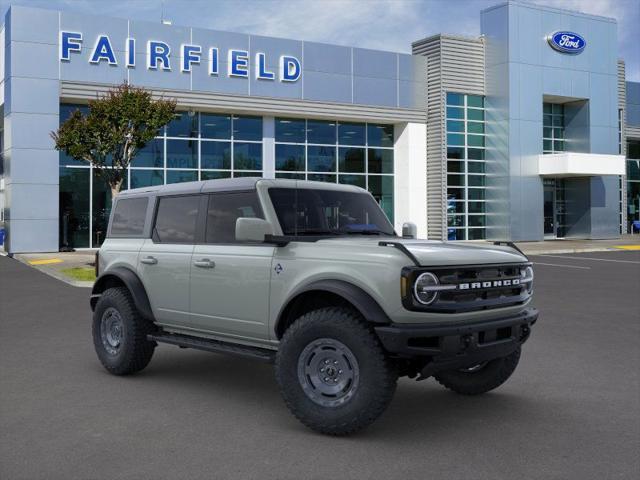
[153,195,200,244]
[205,192,263,243]
[110,197,149,236]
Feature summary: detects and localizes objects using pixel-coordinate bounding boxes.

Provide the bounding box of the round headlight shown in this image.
[413,272,440,305]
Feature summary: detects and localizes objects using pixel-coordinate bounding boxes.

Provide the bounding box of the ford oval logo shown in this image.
[547,31,586,54]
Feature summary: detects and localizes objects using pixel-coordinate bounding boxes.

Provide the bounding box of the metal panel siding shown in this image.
[60,81,427,123]
[412,35,485,240]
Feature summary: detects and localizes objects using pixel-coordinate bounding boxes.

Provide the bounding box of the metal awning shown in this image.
[537,152,625,177]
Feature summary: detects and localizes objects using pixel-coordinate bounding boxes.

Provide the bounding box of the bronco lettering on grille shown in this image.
[458,278,520,290]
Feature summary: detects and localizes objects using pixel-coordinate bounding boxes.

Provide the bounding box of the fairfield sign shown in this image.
[59,31,302,82]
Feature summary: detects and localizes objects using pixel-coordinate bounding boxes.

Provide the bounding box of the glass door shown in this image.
[543,179,555,237]
[543,178,567,238]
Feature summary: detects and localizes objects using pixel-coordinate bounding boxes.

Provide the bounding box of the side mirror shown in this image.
[402,222,417,239]
[236,217,273,243]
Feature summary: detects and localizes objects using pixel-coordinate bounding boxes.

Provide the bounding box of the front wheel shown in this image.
[434,347,521,395]
[275,307,397,436]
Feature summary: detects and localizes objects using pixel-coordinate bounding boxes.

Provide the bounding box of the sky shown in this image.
[1,0,638,80]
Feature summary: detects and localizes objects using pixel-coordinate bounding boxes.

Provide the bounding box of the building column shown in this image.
[262,116,275,179]
[3,6,60,253]
[393,122,427,238]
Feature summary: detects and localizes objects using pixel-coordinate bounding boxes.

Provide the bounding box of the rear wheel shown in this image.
[92,287,156,375]
[275,307,397,436]
[434,348,521,395]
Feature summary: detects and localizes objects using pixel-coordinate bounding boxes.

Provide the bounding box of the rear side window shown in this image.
[110,197,148,236]
[206,192,263,243]
[153,195,200,244]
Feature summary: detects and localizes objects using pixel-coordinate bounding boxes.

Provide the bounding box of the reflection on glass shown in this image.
[233,115,262,141]
[167,139,197,169]
[234,142,262,170]
[167,111,198,138]
[308,174,337,183]
[276,118,306,143]
[130,169,163,188]
[92,169,127,247]
[276,144,305,171]
[446,93,464,106]
[307,120,336,144]
[338,122,366,146]
[307,145,336,172]
[201,113,231,139]
[368,175,394,223]
[338,147,365,173]
[368,149,394,174]
[166,170,197,184]
[339,175,366,188]
[59,167,90,248]
[201,141,231,169]
[367,124,394,147]
[276,173,305,180]
[133,139,164,168]
[201,170,231,180]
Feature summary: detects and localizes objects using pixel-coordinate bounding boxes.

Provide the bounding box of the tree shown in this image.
[52,83,176,200]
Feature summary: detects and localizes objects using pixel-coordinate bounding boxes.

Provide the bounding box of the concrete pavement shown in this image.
[0,251,639,479]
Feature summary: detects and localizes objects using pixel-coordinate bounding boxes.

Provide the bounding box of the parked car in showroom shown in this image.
[91,178,537,435]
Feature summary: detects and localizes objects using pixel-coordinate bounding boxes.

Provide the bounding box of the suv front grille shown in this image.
[402,263,532,313]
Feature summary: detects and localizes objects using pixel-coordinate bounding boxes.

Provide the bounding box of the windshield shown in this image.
[268,188,395,236]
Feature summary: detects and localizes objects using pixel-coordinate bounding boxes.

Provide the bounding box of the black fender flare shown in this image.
[276,279,391,336]
[90,267,154,321]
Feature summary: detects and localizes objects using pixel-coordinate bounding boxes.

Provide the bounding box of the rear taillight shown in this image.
[95,250,100,278]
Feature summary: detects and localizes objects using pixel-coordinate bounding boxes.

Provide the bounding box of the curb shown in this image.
[11,255,93,288]
[520,247,621,255]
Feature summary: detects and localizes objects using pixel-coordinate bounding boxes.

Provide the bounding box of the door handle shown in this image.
[140,256,158,265]
[194,259,215,269]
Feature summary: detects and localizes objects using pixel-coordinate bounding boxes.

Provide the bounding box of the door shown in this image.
[543,179,555,237]
[543,179,567,238]
[138,194,200,327]
[189,191,274,341]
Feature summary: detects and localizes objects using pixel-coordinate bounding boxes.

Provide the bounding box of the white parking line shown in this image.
[532,262,591,270]
[539,254,640,265]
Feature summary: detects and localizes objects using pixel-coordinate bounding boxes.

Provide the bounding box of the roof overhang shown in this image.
[537,152,626,177]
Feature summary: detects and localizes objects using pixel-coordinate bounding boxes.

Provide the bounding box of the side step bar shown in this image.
[148,332,276,363]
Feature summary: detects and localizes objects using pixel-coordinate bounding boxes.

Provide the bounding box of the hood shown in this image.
[315,237,528,266]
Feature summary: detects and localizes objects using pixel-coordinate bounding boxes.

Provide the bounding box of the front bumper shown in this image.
[374,307,538,377]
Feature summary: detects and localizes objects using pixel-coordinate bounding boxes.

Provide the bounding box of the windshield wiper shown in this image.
[291,228,340,236]
[342,229,389,235]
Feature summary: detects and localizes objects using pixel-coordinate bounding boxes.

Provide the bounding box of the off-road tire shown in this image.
[92,287,156,375]
[275,307,398,436]
[434,347,521,395]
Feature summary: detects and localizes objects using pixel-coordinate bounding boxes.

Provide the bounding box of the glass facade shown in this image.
[58,104,263,248]
[543,103,565,154]
[58,105,395,248]
[627,139,640,232]
[445,92,486,240]
[274,118,395,222]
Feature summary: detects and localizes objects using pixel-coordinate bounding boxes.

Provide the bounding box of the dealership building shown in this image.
[0,1,639,252]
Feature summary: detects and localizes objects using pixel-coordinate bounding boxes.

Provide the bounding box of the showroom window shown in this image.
[627,140,640,232]
[543,103,565,154]
[58,104,263,248]
[274,118,395,223]
[445,92,486,241]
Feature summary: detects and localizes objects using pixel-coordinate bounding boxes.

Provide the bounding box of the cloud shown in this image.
[0,0,637,80]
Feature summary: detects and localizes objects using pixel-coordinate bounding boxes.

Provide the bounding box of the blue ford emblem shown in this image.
[547,31,586,54]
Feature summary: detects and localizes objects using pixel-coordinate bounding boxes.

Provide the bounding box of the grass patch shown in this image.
[61,267,96,282]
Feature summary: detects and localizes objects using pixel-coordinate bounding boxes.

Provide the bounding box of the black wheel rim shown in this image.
[100,307,124,356]
[297,338,360,408]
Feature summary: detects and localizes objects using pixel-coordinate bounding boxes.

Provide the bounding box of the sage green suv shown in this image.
[91,178,537,435]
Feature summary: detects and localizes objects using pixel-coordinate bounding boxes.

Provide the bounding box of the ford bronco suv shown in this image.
[91,178,537,435]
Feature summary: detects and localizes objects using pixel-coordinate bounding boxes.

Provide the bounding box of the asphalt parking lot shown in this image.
[1,250,639,480]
